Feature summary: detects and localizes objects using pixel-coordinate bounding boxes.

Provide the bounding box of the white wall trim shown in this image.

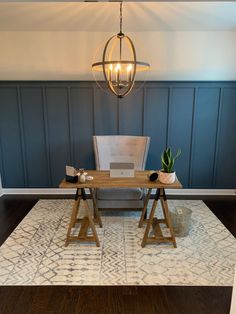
[1,188,236,196]
[2,188,77,195]
[166,189,236,195]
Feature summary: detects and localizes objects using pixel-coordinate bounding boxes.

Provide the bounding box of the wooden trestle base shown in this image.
[139,188,177,248]
[65,188,102,247]
[61,171,181,248]
[65,187,177,248]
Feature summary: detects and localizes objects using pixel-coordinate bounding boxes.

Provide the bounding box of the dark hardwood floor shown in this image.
[0,285,232,314]
[0,194,235,314]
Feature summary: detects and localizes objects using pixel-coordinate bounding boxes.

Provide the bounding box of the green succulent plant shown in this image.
[161,147,181,173]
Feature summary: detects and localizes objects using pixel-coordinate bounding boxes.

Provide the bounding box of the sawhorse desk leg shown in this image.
[65,188,101,247]
[139,188,152,227]
[89,188,103,228]
[141,188,177,248]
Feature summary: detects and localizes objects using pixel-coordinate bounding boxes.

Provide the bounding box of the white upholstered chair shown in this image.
[93,135,150,210]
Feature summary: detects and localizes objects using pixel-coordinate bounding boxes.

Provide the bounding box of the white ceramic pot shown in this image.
[158,171,176,184]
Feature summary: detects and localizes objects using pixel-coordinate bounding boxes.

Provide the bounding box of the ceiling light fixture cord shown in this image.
[119,1,123,61]
[120,1,123,34]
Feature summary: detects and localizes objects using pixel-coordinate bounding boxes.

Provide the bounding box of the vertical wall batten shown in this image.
[141,87,145,136]
[0,134,6,186]
[67,87,74,165]
[42,86,53,186]
[166,87,172,148]
[16,86,27,187]
[0,89,6,186]
[212,87,223,187]
[188,87,197,187]
[143,87,147,134]
[166,87,171,149]
[117,97,119,135]
[92,86,96,136]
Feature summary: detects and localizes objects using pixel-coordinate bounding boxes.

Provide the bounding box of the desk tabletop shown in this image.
[59,170,182,189]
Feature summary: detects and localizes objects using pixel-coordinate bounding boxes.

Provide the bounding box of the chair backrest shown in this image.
[93,135,150,170]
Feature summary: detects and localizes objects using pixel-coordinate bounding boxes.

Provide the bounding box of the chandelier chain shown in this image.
[119,1,123,34]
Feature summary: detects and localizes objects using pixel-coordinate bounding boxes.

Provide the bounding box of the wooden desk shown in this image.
[60,171,182,248]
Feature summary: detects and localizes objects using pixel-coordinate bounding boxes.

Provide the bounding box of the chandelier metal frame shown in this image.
[92,2,150,98]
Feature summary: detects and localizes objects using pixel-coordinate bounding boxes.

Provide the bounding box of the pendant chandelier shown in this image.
[92,2,150,98]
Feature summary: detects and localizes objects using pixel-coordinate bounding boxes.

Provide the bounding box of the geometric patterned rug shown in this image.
[0,199,235,286]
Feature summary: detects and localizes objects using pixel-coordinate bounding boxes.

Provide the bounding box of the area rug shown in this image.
[0,199,235,286]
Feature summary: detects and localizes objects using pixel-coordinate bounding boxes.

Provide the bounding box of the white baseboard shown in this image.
[166,189,236,195]
[2,188,77,195]
[1,188,236,196]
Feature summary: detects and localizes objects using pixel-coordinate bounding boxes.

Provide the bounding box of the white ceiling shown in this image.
[0,2,236,32]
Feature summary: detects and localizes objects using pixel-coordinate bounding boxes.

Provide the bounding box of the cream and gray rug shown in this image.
[0,199,235,286]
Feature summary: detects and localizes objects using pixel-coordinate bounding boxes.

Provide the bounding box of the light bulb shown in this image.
[115,63,121,83]
[127,64,132,72]
[108,64,113,81]
[126,64,132,82]
[115,63,121,71]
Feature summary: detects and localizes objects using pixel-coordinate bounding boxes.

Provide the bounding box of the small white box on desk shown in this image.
[110,162,135,177]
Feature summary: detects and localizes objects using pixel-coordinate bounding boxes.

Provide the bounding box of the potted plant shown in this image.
[159,147,181,184]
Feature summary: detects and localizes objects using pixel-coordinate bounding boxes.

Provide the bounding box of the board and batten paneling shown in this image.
[144,87,169,170]
[168,87,195,187]
[70,87,95,169]
[94,88,118,135]
[0,87,25,187]
[20,87,50,187]
[214,88,236,188]
[190,88,220,188]
[119,88,143,136]
[45,87,71,187]
[0,81,236,189]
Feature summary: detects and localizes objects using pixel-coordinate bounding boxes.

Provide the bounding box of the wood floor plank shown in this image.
[0,286,233,314]
[0,197,38,246]
[204,199,236,237]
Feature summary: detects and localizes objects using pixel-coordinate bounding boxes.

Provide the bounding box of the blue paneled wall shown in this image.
[0,81,236,189]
